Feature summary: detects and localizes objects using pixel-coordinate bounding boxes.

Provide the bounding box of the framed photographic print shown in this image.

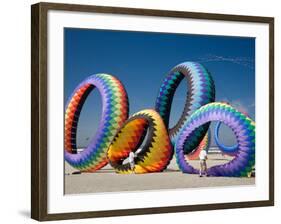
[31,2,274,221]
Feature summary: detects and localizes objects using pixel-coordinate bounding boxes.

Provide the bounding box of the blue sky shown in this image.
[64,28,255,147]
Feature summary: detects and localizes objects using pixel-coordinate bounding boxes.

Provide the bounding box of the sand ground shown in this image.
[64,153,255,194]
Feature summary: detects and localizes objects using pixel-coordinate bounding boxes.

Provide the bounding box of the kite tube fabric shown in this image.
[64,74,129,172]
[186,129,210,160]
[214,122,238,156]
[107,109,172,174]
[155,62,215,155]
[175,102,255,177]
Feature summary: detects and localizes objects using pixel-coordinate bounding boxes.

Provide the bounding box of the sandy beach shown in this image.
[64,153,255,194]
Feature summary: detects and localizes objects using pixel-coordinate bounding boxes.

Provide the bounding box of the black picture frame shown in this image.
[31,2,274,221]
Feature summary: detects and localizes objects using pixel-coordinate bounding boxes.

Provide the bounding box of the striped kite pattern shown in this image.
[155,62,215,155]
[64,74,129,172]
[175,102,255,177]
[107,109,172,174]
[64,62,255,177]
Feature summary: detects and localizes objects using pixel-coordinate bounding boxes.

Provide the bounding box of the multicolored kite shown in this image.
[64,74,129,172]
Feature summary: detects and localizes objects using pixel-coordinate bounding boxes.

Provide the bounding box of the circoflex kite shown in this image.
[107,109,172,174]
[176,102,255,177]
[155,62,215,155]
[64,74,129,172]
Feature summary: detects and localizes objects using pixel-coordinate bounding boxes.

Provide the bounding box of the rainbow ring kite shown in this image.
[176,102,255,177]
[107,109,172,174]
[155,62,215,155]
[64,74,129,172]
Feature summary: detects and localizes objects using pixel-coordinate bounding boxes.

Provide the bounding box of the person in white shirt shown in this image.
[128,148,143,173]
[199,149,208,177]
[128,151,135,172]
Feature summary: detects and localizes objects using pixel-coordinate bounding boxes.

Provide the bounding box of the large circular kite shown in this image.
[155,62,215,155]
[107,109,172,174]
[175,102,255,177]
[64,74,129,172]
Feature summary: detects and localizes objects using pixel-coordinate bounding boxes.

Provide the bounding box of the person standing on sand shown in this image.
[199,149,208,177]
